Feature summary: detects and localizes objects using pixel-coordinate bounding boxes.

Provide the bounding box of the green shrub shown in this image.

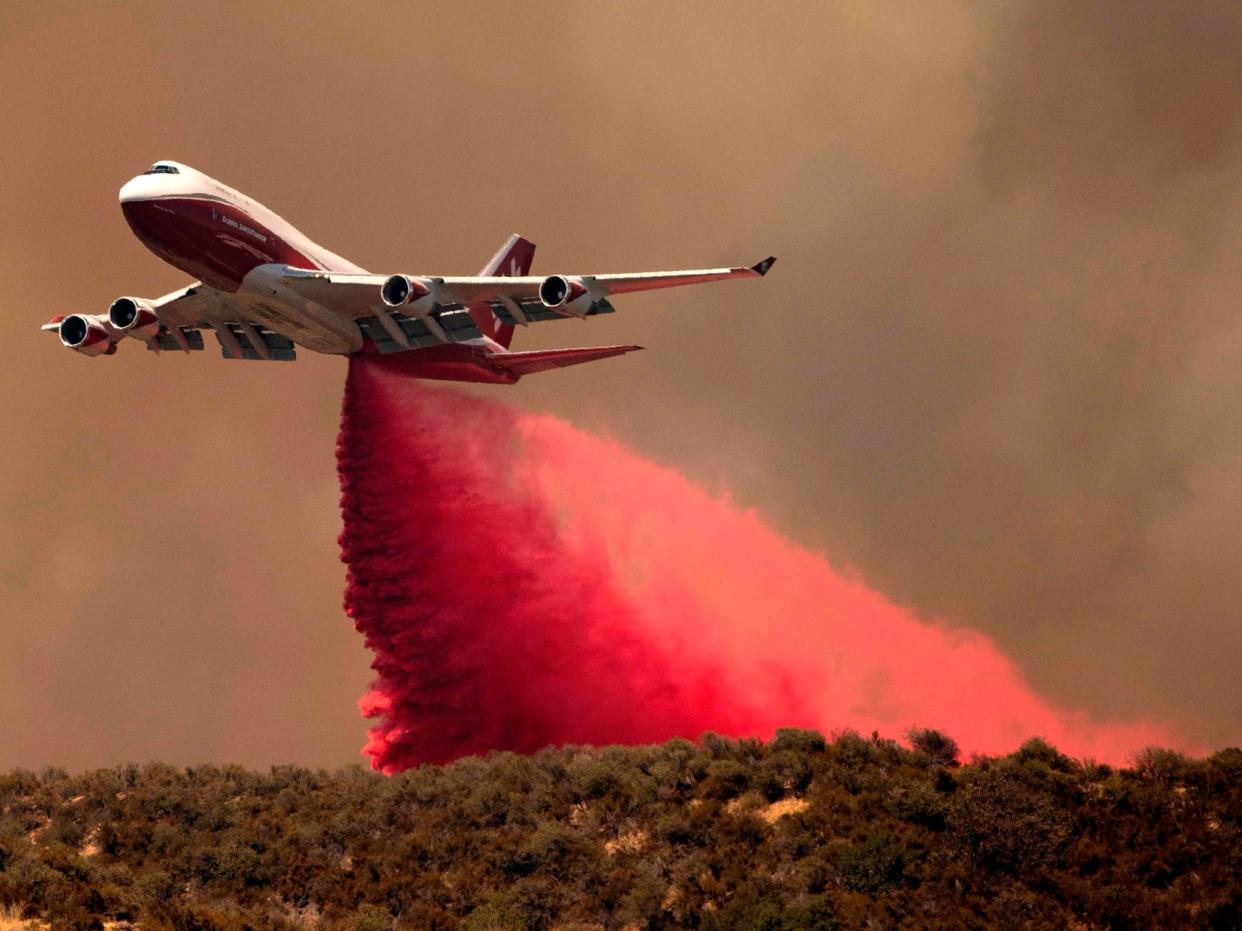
[351,902,393,930]
[785,894,840,930]
[836,832,905,894]
[1011,737,1074,773]
[565,755,619,801]
[907,728,961,767]
[701,760,750,801]
[771,728,827,755]
[950,770,1072,873]
[1133,747,1189,786]
[886,779,948,829]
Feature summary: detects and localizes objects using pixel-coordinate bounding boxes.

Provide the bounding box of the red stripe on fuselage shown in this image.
[121,196,320,292]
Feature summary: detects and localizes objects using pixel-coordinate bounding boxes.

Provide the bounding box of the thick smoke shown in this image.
[339,355,1188,772]
[6,1,1242,771]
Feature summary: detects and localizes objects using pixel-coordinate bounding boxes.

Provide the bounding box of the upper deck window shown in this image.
[142,164,180,175]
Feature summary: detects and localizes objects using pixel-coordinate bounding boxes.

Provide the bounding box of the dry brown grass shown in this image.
[0,905,48,930]
[603,829,647,856]
[759,797,810,823]
[79,825,101,858]
[23,814,49,846]
[722,793,810,822]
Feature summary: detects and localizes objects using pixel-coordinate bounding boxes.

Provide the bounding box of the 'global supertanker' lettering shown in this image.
[219,212,268,244]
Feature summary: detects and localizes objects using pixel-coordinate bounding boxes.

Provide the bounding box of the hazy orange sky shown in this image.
[2,1,1240,770]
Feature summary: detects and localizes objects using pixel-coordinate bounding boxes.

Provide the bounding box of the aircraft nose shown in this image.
[118,176,145,204]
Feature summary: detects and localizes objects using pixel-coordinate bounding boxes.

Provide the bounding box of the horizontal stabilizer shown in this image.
[490,345,642,377]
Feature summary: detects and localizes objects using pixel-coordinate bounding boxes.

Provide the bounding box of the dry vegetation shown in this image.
[0,729,1238,929]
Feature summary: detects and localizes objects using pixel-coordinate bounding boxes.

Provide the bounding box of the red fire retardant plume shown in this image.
[338,355,1188,773]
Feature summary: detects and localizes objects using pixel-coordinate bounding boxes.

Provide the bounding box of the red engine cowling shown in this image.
[108,297,160,339]
[59,314,117,356]
[538,275,592,317]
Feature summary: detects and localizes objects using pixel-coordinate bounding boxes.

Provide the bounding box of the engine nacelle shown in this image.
[107,297,160,339]
[538,275,592,317]
[380,274,436,315]
[59,314,117,356]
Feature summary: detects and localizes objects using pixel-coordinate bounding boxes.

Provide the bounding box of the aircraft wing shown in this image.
[138,284,306,359]
[279,256,776,329]
[424,256,777,302]
[40,284,213,333]
[152,285,300,359]
[146,284,218,327]
[42,284,299,360]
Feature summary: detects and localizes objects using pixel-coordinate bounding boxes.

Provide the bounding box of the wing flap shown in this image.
[148,327,206,352]
[355,308,483,354]
[490,298,616,326]
[212,323,297,361]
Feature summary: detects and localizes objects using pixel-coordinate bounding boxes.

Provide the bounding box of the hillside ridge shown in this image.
[1,730,1239,929]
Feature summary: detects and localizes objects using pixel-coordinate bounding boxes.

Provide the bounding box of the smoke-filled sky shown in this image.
[2,0,1240,770]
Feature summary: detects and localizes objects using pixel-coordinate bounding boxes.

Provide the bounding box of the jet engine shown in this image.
[538,275,592,317]
[59,314,117,356]
[107,297,160,339]
[380,275,437,315]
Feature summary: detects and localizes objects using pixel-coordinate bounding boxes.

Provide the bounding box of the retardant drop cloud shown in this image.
[338,355,1189,773]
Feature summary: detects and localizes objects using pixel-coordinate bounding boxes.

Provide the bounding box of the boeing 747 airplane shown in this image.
[42,161,775,384]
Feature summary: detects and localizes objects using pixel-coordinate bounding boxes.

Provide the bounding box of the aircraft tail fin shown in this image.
[479,233,535,277]
[475,234,535,348]
[490,344,642,378]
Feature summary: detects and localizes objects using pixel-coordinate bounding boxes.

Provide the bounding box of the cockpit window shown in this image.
[142,164,180,175]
